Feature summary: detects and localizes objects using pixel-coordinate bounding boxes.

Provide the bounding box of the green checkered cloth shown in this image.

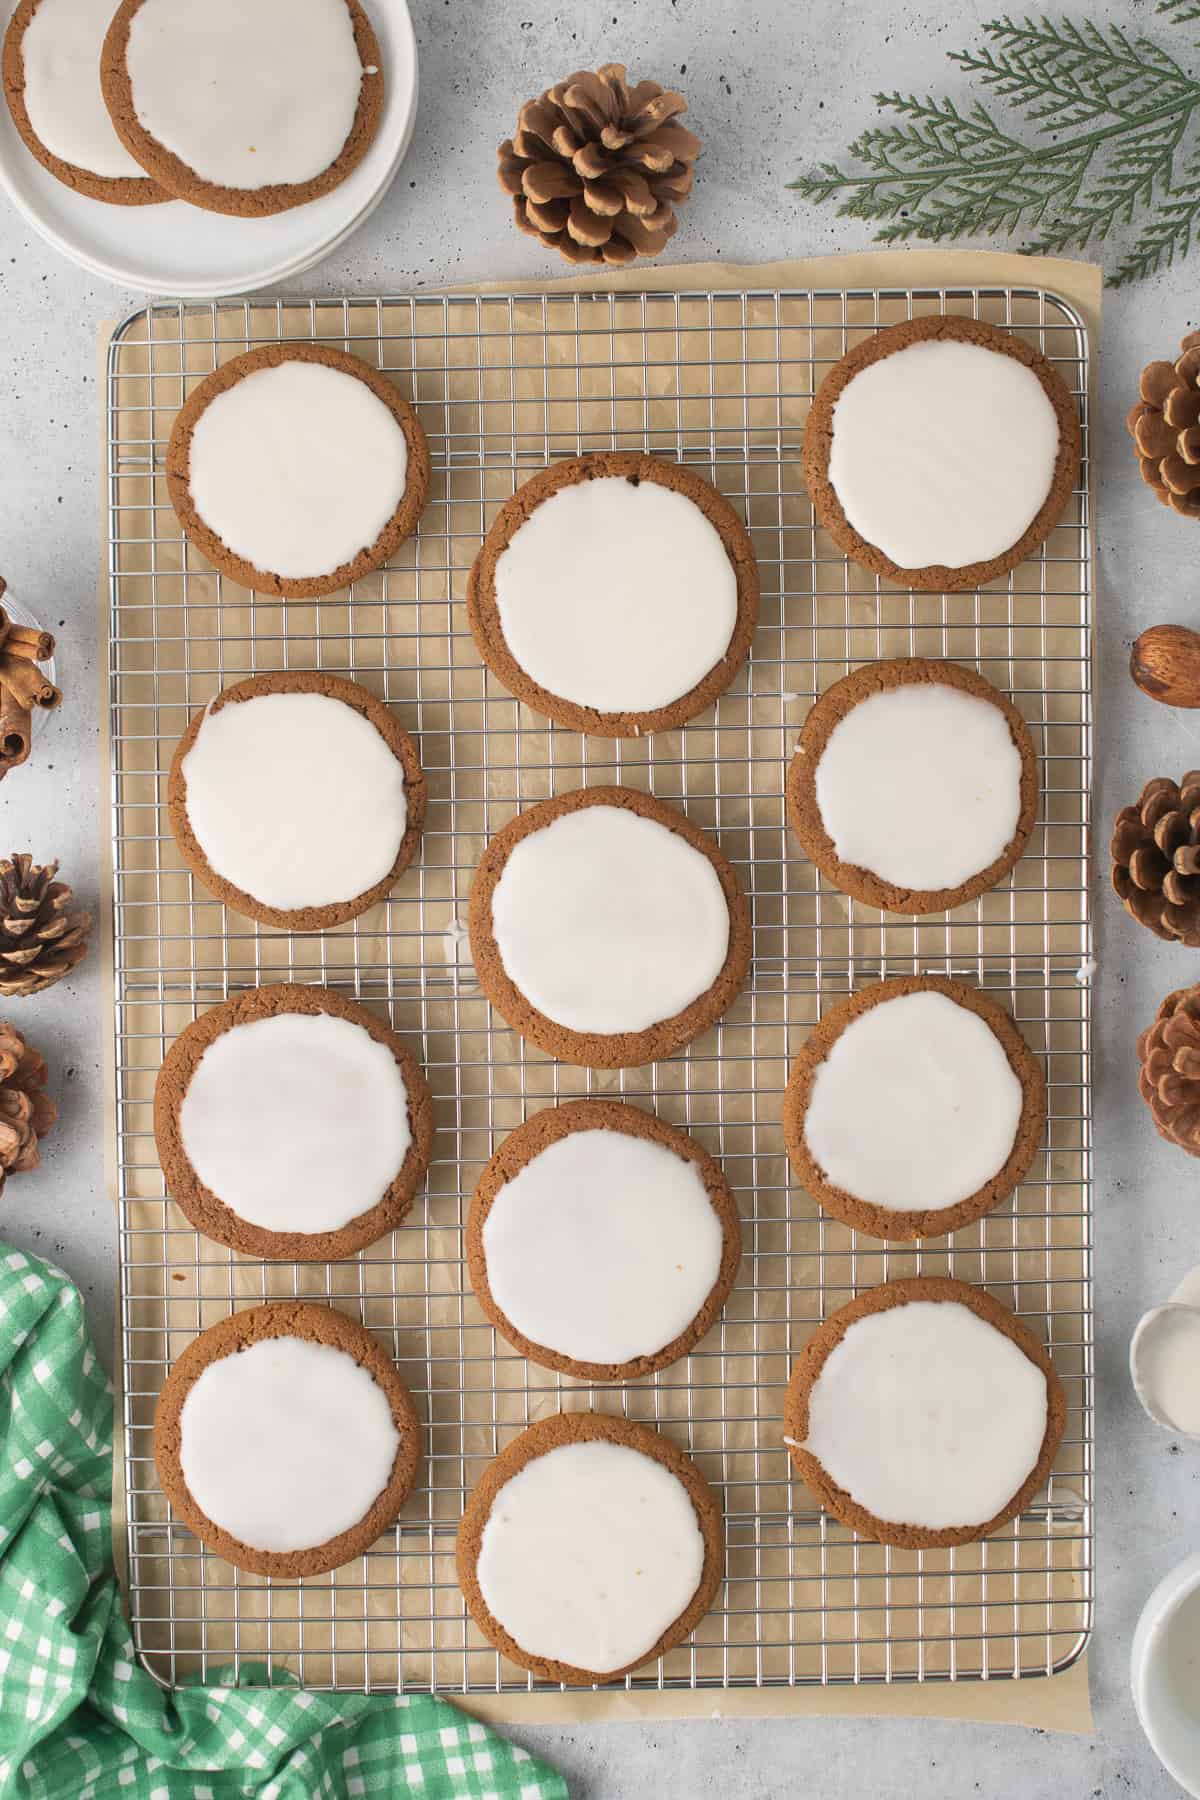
[0,1243,567,1800]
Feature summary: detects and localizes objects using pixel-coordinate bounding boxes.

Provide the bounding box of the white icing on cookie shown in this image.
[476,1439,705,1674]
[803,1299,1048,1529]
[490,804,730,1037]
[179,1010,413,1237]
[179,1334,400,1553]
[21,0,149,179]
[494,476,738,714]
[827,338,1060,569]
[482,1126,725,1365]
[814,681,1023,892]
[803,990,1024,1213]
[180,691,408,913]
[124,0,369,191]
[186,360,409,582]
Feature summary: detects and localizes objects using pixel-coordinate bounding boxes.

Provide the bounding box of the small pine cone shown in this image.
[0,855,91,998]
[0,1018,55,1191]
[498,63,700,267]
[1111,774,1200,945]
[1138,986,1200,1154]
[1127,332,1200,519]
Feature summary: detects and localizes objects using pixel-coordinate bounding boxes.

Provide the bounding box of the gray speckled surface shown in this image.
[0,0,1197,1792]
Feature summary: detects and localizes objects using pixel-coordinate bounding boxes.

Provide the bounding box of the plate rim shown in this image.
[0,0,417,297]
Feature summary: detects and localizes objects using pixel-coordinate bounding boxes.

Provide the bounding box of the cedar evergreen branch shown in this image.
[789,9,1200,284]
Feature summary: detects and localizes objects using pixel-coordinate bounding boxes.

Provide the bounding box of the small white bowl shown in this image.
[1132,1551,1200,1797]
[1131,1303,1200,1439]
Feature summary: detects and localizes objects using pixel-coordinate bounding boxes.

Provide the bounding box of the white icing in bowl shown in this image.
[827,337,1060,570]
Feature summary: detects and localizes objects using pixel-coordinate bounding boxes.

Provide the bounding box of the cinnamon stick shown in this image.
[0,654,58,711]
[0,607,11,655]
[0,682,31,771]
[2,625,54,663]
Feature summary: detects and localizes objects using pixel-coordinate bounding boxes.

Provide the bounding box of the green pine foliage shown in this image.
[789,12,1200,284]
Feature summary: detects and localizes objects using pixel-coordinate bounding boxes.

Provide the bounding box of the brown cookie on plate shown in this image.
[468,784,752,1068]
[155,1301,421,1577]
[155,983,434,1261]
[456,1410,724,1685]
[167,670,426,933]
[784,1277,1065,1550]
[166,344,429,599]
[2,0,168,204]
[787,657,1038,915]
[803,312,1081,592]
[782,975,1046,1241]
[467,1099,741,1380]
[467,452,759,737]
[100,0,384,217]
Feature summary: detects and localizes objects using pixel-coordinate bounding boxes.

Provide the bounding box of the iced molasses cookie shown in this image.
[785,1277,1065,1549]
[783,976,1046,1241]
[167,670,425,932]
[155,984,433,1261]
[804,313,1081,591]
[467,452,759,737]
[166,344,428,599]
[2,0,168,204]
[100,0,384,217]
[467,1099,741,1380]
[457,1411,724,1685]
[469,785,751,1068]
[787,658,1038,915]
[155,1301,421,1577]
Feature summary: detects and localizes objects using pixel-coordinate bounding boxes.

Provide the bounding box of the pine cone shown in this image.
[1111,774,1200,945]
[498,63,700,266]
[0,1019,55,1191]
[1138,986,1200,1154]
[1128,332,1200,518]
[0,855,91,998]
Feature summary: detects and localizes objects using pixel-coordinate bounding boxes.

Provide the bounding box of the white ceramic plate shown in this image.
[0,0,417,296]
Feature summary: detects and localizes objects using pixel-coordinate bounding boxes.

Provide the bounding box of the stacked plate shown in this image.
[0,0,417,295]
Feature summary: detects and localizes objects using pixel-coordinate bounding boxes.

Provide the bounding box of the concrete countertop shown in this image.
[0,0,1194,1792]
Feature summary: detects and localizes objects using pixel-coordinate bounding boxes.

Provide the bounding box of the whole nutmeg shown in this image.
[1130,624,1200,707]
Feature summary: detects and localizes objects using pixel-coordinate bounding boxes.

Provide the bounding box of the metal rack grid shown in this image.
[106,285,1093,1697]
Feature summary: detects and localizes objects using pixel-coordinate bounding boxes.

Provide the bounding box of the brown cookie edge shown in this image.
[455,1410,725,1685]
[784,1276,1066,1549]
[99,0,384,217]
[154,983,434,1261]
[164,343,429,598]
[781,975,1047,1241]
[467,784,752,1069]
[802,313,1082,592]
[154,1300,423,1577]
[166,669,426,931]
[2,0,170,204]
[466,1098,742,1379]
[466,452,760,738]
[785,657,1039,915]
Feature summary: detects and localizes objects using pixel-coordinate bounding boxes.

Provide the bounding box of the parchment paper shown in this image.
[103,248,1098,1732]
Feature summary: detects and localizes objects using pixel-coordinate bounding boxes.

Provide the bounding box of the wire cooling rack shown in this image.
[106,285,1093,1697]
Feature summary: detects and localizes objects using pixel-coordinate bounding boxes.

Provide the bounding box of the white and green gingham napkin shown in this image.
[0,1243,567,1800]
